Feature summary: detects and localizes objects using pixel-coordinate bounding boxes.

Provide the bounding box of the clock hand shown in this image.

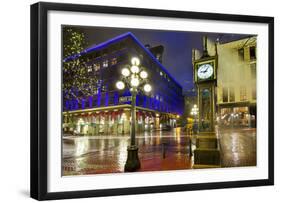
[201,67,207,73]
[201,67,208,73]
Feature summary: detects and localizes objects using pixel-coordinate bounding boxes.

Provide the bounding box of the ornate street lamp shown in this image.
[191,104,198,115]
[190,104,199,134]
[116,57,152,172]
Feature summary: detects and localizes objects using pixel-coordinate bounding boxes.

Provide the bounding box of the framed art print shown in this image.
[30,2,274,200]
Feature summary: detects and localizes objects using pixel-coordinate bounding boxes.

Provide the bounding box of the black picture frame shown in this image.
[30,2,274,200]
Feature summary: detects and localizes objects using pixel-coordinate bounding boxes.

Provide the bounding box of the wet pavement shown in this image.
[62,127,257,176]
[63,128,192,175]
[219,128,256,167]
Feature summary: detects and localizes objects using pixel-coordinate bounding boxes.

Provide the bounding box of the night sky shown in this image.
[72,26,249,91]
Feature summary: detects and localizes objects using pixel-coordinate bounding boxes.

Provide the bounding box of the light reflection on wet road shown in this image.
[62,127,257,175]
[219,128,256,167]
[63,128,192,175]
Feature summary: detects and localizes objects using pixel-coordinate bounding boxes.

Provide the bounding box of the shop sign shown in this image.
[119,96,132,103]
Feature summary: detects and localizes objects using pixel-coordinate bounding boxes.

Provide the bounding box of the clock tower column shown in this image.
[192,36,221,168]
[193,36,218,133]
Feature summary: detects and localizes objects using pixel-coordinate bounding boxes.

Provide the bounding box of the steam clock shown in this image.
[192,36,220,168]
[193,36,217,132]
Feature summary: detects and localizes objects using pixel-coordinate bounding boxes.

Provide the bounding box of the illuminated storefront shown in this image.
[217,104,256,128]
[63,105,179,136]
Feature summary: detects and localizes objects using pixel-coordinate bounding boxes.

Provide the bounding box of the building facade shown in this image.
[63,32,184,136]
[216,37,257,127]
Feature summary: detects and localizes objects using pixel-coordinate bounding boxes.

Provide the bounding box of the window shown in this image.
[252,88,256,100]
[111,58,117,65]
[87,65,92,72]
[94,63,100,71]
[156,53,161,61]
[250,46,256,60]
[92,88,98,95]
[250,63,256,79]
[101,85,107,92]
[103,60,108,68]
[108,93,115,105]
[229,87,235,102]
[238,48,244,60]
[117,54,126,62]
[240,86,247,101]
[222,87,228,102]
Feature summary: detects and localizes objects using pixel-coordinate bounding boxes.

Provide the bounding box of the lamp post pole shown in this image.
[190,104,199,156]
[116,57,152,172]
[124,89,141,172]
[130,90,137,146]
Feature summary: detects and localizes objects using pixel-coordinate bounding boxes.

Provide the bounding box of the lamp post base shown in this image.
[124,145,141,172]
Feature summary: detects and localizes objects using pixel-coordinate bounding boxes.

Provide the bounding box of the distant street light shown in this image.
[191,104,198,116]
[191,104,199,134]
[116,56,152,172]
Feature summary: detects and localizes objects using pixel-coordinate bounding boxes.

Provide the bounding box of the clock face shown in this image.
[197,64,214,80]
